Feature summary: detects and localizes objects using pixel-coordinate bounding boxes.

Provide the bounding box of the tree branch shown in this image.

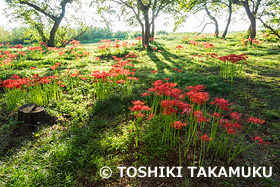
[19,1,57,21]
[258,18,280,38]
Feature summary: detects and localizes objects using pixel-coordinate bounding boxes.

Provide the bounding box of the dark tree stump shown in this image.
[18,103,54,124]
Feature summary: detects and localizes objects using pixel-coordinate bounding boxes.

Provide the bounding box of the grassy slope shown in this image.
[0,34,279,186]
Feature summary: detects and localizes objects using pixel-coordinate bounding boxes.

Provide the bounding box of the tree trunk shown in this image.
[140,23,145,48]
[143,12,150,47]
[222,0,232,38]
[151,19,155,39]
[242,1,256,39]
[48,19,62,47]
[204,3,219,38]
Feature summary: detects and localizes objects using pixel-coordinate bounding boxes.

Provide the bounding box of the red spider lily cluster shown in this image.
[217,53,248,81]
[0,42,10,47]
[241,38,261,47]
[97,38,135,56]
[0,50,22,67]
[0,74,57,89]
[202,42,214,49]
[53,40,90,60]
[27,46,43,51]
[69,40,81,46]
[128,79,267,165]
[188,40,200,46]
[218,53,248,64]
[9,44,23,49]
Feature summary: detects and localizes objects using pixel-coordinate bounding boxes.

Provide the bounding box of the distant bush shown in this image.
[156,30,169,36]
[0,27,33,44]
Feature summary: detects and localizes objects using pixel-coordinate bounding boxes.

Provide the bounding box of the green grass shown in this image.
[0,33,279,186]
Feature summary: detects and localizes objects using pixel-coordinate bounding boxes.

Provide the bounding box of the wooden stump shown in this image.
[18,103,53,124]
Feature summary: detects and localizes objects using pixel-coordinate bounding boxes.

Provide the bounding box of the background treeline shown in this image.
[1,25,278,45]
[0,26,168,44]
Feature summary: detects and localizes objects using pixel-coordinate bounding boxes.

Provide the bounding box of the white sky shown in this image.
[0,1,261,34]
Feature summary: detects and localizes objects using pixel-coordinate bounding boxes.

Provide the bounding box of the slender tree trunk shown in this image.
[204,3,219,38]
[222,0,232,38]
[140,23,145,48]
[143,12,150,47]
[151,9,155,39]
[151,19,155,39]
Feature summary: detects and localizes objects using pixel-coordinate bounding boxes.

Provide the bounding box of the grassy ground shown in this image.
[0,33,279,186]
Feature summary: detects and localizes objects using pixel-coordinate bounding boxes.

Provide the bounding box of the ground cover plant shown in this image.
[0,32,279,186]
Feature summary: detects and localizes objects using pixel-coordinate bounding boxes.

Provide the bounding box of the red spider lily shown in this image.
[186,91,210,105]
[136,36,142,40]
[153,47,157,50]
[81,77,87,80]
[127,77,138,81]
[40,42,47,46]
[137,113,145,118]
[254,136,270,145]
[132,100,146,105]
[60,84,66,88]
[233,123,242,129]
[91,70,109,80]
[131,69,137,72]
[173,121,187,129]
[201,135,210,142]
[30,67,36,69]
[248,117,265,124]
[187,85,206,92]
[197,117,210,123]
[129,100,151,112]
[176,45,184,49]
[227,128,236,135]
[27,46,43,51]
[148,113,154,120]
[188,40,200,45]
[9,44,23,49]
[50,65,59,70]
[151,71,158,73]
[210,98,233,111]
[194,110,203,118]
[70,74,78,77]
[57,81,62,84]
[95,56,101,61]
[142,92,151,97]
[157,50,162,52]
[206,53,219,59]
[202,42,214,49]
[212,112,222,119]
[48,47,59,52]
[116,79,126,84]
[164,78,169,81]
[231,112,242,121]
[69,40,81,46]
[144,44,148,49]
